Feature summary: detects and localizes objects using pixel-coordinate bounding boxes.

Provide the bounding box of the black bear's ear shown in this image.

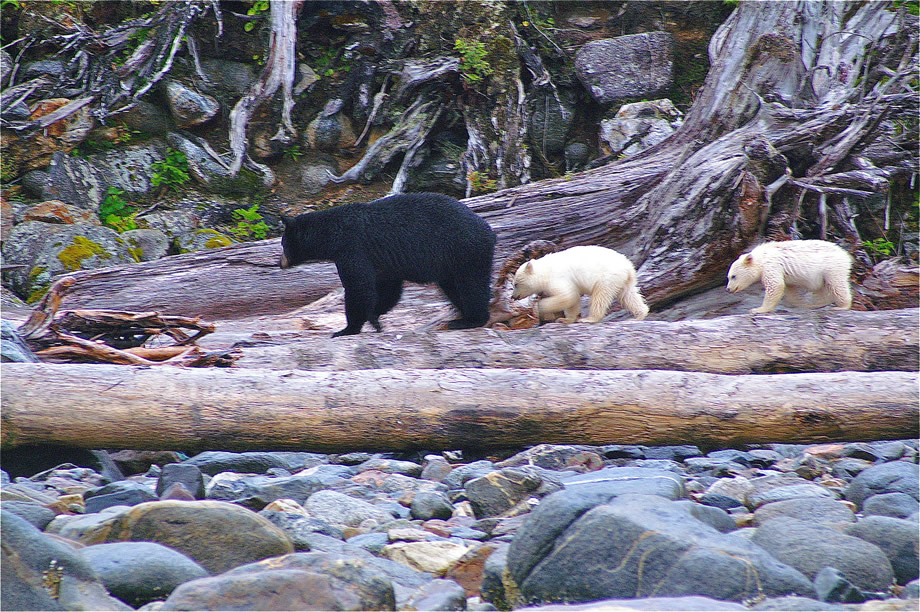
[280,215,294,227]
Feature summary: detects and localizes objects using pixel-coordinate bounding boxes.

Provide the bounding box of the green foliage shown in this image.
[229,203,269,241]
[114,27,150,66]
[244,0,269,32]
[892,0,919,15]
[454,38,493,84]
[151,148,190,191]
[863,237,895,257]
[284,145,304,162]
[99,187,137,233]
[467,171,497,194]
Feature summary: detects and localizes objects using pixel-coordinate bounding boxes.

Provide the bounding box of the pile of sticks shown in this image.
[18,277,238,367]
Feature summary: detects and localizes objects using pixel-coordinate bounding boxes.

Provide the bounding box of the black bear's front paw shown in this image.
[369,319,382,333]
[446,318,476,330]
[332,326,362,338]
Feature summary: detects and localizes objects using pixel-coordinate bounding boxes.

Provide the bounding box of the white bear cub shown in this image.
[726,240,853,314]
[512,245,649,322]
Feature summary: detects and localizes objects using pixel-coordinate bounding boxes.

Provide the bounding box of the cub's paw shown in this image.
[749,307,773,314]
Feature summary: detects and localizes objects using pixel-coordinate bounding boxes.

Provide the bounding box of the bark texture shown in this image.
[233,308,919,375]
[2,364,915,452]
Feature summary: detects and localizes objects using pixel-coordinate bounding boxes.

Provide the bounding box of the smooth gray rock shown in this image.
[747,483,836,509]
[355,457,422,477]
[1,511,131,611]
[752,517,894,591]
[410,491,454,521]
[466,468,543,518]
[84,487,158,513]
[420,455,454,482]
[698,493,745,511]
[402,578,466,611]
[562,466,686,500]
[156,463,205,499]
[0,501,55,530]
[259,510,344,550]
[164,80,219,128]
[444,460,495,490]
[1,319,38,362]
[81,541,208,608]
[600,98,683,157]
[863,492,920,519]
[673,499,736,533]
[753,497,855,526]
[508,493,813,606]
[845,461,919,510]
[304,490,395,528]
[183,450,326,475]
[496,444,603,472]
[575,32,674,104]
[845,515,919,585]
[120,229,170,262]
[480,543,510,610]
[813,566,867,603]
[41,145,166,208]
[1,221,135,296]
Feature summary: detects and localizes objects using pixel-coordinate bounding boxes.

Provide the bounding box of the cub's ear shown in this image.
[742,253,754,265]
[523,260,534,273]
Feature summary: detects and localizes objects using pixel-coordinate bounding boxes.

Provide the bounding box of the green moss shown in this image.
[57,235,111,271]
[28,265,48,282]
[27,284,50,304]
[196,229,234,249]
[128,246,143,262]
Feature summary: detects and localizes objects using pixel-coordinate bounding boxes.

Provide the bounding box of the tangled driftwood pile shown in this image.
[17,277,239,367]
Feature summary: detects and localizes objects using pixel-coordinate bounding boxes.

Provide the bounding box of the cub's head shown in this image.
[511,260,541,299]
[726,252,759,293]
[279,214,310,269]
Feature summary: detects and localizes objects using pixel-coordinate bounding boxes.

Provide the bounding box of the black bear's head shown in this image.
[279,214,310,269]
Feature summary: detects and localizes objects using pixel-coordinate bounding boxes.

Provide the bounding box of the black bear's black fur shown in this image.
[280,192,497,337]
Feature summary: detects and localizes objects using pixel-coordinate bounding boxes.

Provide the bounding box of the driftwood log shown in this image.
[233,308,919,375]
[1,363,915,452]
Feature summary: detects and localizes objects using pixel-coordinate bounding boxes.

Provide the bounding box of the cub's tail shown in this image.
[619,271,649,320]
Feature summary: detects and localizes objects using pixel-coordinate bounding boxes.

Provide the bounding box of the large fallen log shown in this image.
[234,308,919,374]
[1,364,915,452]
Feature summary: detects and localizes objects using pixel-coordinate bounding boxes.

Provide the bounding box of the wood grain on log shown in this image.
[233,309,919,375]
[1,364,915,452]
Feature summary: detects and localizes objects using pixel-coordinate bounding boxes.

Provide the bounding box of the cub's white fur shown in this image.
[512,245,648,322]
[726,240,853,314]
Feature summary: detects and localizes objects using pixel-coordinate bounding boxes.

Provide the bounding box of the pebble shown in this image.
[2,441,916,610]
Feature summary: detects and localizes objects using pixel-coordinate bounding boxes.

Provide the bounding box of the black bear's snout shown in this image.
[279,253,291,269]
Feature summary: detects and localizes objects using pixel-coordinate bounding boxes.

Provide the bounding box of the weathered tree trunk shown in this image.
[2,363,915,452]
[233,308,919,374]
[227,0,302,179]
[54,240,340,320]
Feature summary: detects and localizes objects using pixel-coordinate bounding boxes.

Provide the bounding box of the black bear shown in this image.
[280,192,497,337]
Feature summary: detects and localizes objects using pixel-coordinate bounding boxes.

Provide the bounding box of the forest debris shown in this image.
[17,276,236,366]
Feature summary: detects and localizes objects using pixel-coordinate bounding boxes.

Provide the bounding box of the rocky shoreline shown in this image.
[2,440,918,610]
